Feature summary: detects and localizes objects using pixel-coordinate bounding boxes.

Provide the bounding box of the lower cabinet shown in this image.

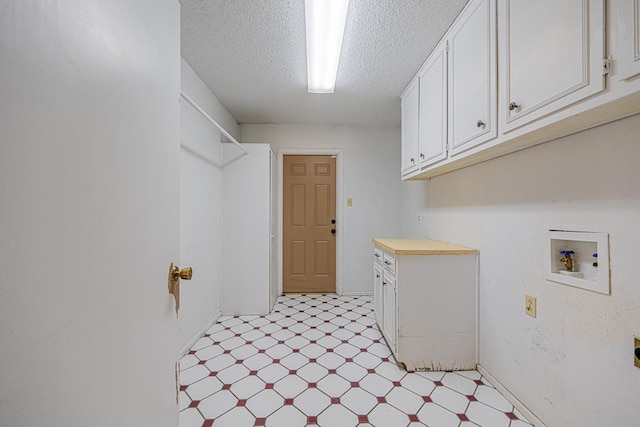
[373,239,478,372]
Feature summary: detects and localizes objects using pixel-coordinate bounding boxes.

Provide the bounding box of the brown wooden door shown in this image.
[283,155,336,293]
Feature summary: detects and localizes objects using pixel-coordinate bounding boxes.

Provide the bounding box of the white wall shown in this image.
[181,58,240,142]
[179,59,246,351]
[240,124,403,294]
[401,115,640,427]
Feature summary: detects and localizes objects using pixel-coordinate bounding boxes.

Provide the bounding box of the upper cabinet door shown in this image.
[499,0,605,133]
[401,79,420,175]
[616,0,640,81]
[418,43,448,167]
[448,0,497,156]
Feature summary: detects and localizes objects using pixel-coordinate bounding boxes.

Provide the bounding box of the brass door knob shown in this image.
[171,266,193,281]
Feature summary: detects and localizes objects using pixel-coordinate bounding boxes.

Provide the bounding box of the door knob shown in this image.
[331,219,336,224]
[171,266,193,281]
[331,229,336,234]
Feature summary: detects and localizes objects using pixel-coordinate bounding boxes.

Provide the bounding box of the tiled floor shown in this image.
[179,294,533,427]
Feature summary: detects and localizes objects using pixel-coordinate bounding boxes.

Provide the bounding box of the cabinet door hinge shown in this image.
[602,58,611,76]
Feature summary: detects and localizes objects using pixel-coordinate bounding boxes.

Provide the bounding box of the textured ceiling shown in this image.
[181,0,469,125]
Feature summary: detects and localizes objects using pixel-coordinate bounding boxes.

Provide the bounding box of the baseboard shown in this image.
[178,312,222,358]
[477,364,547,427]
[340,291,373,296]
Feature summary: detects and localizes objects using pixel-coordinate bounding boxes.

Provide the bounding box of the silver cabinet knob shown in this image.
[476,120,485,128]
[410,158,415,164]
[509,102,519,111]
[420,153,425,159]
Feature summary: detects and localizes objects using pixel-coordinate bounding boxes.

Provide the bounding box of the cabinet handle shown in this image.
[383,281,387,286]
[420,153,425,159]
[376,274,380,278]
[476,120,485,128]
[410,158,415,164]
[509,102,519,111]
[384,261,391,265]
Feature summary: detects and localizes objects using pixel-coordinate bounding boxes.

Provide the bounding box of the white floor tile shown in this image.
[368,403,412,427]
[465,401,511,427]
[293,388,331,416]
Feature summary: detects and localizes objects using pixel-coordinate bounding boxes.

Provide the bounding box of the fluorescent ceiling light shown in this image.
[305,0,349,94]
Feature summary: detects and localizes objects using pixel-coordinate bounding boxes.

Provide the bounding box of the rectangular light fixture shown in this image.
[305,0,350,94]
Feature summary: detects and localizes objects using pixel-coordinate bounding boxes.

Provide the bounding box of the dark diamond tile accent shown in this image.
[254,418,266,426]
[358,415,369,423]
[377,396,386,403]
[265,383,274,389]
[222,384,231,390]
[188,400,199,408]
[350,382,359,388]
[249,370,258,375]
[506,412,519,420]
[331,397,340,404]
[392,381,401,387]
[474,379,484,385]
[203,420,214,427]
[408,414,419,422]
[237,399,247,407]
[308,382,317,388]
[289,370,297,375]
[284,398,294,405]
[307,416,317,424]
[180,385,188,391]
[423,396,432,403]
[458,414,469,421]
[434,381,444,386]
[208,371,218,377]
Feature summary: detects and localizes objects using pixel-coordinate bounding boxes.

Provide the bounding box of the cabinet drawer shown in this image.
[382,252,396,274]
[373,248,383,264]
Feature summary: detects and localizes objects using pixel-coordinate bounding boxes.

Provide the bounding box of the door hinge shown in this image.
[602,58,611,76]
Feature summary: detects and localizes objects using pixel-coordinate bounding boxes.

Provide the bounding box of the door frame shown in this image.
[277,148,344,296]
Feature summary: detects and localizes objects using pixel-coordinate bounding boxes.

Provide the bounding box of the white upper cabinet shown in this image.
[401,79,420,174]
[616,0,640,81]
[448,0,497,156]
[499,0,605,133]
[418,42,448,167]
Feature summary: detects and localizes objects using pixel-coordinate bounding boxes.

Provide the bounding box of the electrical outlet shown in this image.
[525,295,537,318]
[346,198,353,207]
[635,336,640,368]
[417,213,422,224]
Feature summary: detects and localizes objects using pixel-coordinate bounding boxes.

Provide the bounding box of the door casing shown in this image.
[277,148,343,296]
